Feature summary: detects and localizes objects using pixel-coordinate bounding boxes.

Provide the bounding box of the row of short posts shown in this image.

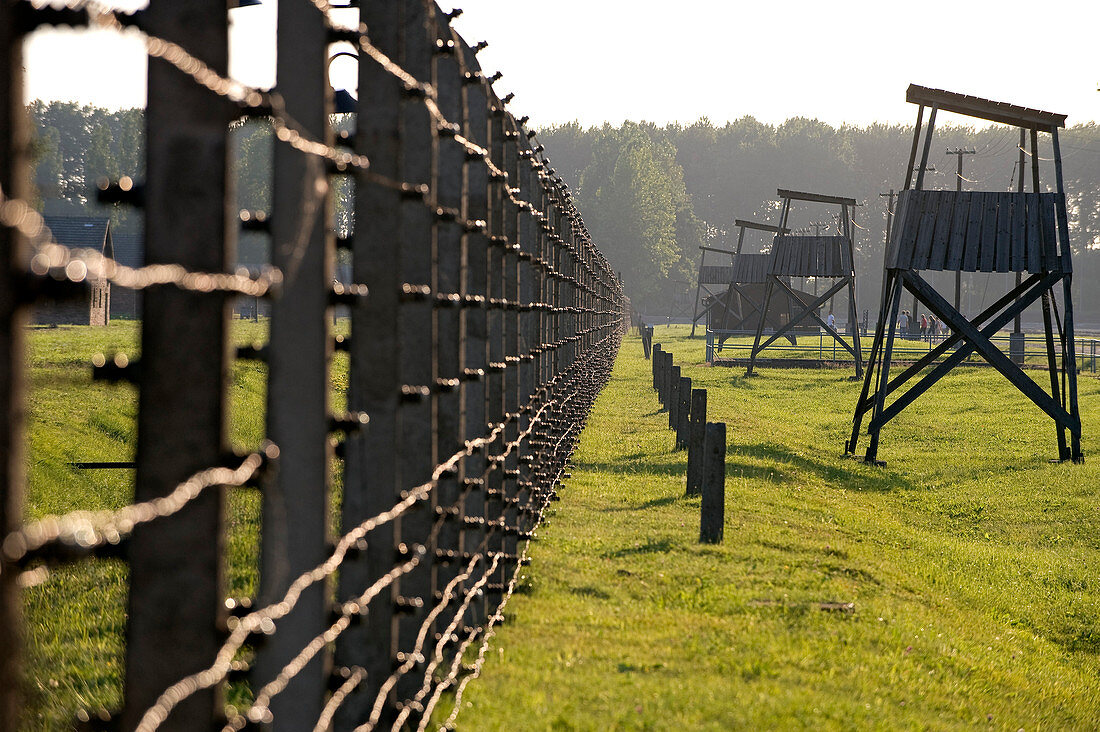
[650,343,725,543]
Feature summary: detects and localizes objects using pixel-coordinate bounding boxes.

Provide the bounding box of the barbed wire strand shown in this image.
[389,554,499,729]
[136,396,559,729]
[357,555,494,732]
[421,422,581,731]
[0,191,282,297]
[2,451,268,565]
[436,436,580,731]
[314,667,367,732]
[306,370,599,730]
[138,553,422,732]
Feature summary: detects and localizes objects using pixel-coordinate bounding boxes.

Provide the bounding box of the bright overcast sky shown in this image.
[23,0,1100,129]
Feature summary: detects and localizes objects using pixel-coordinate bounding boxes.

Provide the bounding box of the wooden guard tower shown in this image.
[696,218,794,338]
[746,189,863,377]
[690,243,736,336]
[847,84,1083,464]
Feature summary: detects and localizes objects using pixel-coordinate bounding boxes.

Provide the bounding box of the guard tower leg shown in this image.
[1039,290,1069,460]
[746,277,777,376]
[847,274,896,454]
[1062,274,1083,461]
[864,272,904,464]
[847,275,863,379]
[690,253,706,337]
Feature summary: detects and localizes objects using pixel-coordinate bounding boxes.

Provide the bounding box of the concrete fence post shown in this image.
[123,1,233,726]
[255,0,334,725]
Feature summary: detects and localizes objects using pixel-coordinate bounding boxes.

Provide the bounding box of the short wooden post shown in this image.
[667,365,681,427]
[700,422,726,543]
[686,388,706,496]
[675,377,691,449]
[662,352,675,408]
[651,343,662,390]
[658,351,671,405]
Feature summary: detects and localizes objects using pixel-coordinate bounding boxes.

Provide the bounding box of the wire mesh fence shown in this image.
[0,1,625,729]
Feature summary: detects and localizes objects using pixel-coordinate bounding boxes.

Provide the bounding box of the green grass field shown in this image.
[20,320,272,730]
[707,329,1100,374]
[450,325,1100,730]
[16,322,1100,730]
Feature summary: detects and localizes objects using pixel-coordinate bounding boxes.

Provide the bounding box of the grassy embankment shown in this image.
[450,325,1100,730]
[17,322,1100,730]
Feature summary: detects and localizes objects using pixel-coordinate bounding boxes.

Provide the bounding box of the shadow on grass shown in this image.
[575,457,686,478]
[570,585,611,600]
[604,495,679,513]
[578,446,910,494]
[604,539,675,558]
[732,441,917,493]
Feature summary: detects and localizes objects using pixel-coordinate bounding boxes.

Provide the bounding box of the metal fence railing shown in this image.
[1,2,625,729]
[707,328,1099,373]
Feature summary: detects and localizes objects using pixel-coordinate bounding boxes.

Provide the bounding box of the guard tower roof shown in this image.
[734,218,789,234]
[776,189,856,206]
[906,84,1066,132]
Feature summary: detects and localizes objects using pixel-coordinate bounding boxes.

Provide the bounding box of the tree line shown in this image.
[26,102,1100,322]
[542,118,1100,321]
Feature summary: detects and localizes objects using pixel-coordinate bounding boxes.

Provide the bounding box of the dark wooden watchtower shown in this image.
[847,84,1083,464]
[746,189,863,377]
[690,243,736,336]
[696,218,795,338]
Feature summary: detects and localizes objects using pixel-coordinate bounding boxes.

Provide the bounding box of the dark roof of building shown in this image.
[42,215,112,257]
[110,231,144,268]
[699,265,735,285]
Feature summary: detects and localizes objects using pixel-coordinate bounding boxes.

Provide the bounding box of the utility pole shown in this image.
[879,190,896,248]
[946,147,976,312]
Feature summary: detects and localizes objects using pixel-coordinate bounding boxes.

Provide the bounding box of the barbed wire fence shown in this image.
[0,0,626,729]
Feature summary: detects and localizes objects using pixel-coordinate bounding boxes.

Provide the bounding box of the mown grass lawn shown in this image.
[17,322,1100,730]
[20,319,272,730]
[451,325,1100,730]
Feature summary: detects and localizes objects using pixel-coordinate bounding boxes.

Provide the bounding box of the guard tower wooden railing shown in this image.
[847,84,1083,464]
[746,189,863,377]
